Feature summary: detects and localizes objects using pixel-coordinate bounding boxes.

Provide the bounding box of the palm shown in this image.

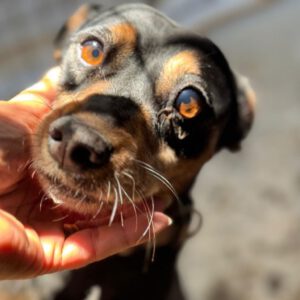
[0,172,72,278]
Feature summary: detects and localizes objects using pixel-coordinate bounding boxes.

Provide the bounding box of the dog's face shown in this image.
[32,4,255,223]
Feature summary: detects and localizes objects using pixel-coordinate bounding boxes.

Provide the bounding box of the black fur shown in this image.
[51,4,254,299]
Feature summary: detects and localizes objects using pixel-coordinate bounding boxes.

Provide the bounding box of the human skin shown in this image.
[0,68,171,280]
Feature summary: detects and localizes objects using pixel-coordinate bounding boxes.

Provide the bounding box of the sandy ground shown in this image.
[0,0,299,299]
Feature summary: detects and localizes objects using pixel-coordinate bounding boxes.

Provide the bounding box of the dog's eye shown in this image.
[81,40,104,66]
[175,88,204,119]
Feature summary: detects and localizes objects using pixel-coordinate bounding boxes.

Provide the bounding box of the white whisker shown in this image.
[39,194,49,212]
[114,173,124,205]
[52,215,69,222]
[93,201,104,220]
[140,194,156,267]
[134,159,180,203]
[150,196,156,262]
[121,185,139,232]
[115,174,124,227]
[109,186,119,226]
[123,171,136,200]
[74,189,81,198]
[50,202,63,210]
[75,194,87,208]
[137,191,154,242]
[106,181,111,201]
[120,211,124,227]
[31,169,37,179]
[92,191,104,220]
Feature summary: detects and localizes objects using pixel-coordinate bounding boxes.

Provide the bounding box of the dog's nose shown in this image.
[48,116,112,172]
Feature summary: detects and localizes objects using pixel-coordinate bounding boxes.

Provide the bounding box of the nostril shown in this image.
[70,144,111,169]
[89,150,104,165]
[70,145,91,167]
[49,127,63,142]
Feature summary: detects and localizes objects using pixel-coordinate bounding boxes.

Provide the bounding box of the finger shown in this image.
[0,210,44,279]
[0,67,60,130]
[0,68,60,193]
[10,67,60,105]
[60,212,172,270]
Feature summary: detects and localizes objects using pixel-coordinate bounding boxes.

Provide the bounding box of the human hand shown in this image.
[0,68,171,280]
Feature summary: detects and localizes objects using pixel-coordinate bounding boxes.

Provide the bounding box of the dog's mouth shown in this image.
[40,172,170,230]
[47,189,167,232]
[33,139,178,230]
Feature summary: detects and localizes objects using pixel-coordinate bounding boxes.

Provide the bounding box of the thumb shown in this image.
[0,67,60,194]
[60,212,173,270]
[1,67,60,130]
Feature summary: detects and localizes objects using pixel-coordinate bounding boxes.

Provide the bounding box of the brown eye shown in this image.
[81,40,104,66]
[175,88,203,119]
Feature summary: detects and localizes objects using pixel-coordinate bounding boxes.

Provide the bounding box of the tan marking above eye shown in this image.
[110,23,137,49]
[156,51,200,96]
[97,22,137,70]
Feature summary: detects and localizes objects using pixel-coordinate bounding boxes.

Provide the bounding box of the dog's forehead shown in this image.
[83,4,179,42]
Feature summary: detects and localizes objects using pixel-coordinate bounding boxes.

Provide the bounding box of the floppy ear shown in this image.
[219,74,256,151]
[53,4,102,62]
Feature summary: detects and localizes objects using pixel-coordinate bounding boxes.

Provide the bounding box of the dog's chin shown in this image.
[45,183,169,230]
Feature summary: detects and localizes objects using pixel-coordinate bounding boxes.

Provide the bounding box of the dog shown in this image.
[30,3,255,300]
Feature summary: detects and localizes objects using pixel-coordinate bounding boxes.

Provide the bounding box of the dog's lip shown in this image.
[40,173,170,228]
[49,193,168,230]
[76,198,166,229]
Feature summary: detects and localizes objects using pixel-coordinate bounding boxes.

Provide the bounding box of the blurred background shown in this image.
[0,0,299,299]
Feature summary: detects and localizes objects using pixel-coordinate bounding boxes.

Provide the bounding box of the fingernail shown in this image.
[152,212,173,232]
[167,216,173,226]
[44,67,61,85]
[28,67,60,92]
[24,67,60,94]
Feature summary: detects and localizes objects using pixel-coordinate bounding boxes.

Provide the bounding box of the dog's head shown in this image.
[32,4,255,222]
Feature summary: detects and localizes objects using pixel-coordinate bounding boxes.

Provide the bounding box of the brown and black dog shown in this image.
[31,3,255,300]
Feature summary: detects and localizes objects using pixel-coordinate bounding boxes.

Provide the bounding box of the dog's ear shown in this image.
[219,74,256,151]
[54,4,102,62]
